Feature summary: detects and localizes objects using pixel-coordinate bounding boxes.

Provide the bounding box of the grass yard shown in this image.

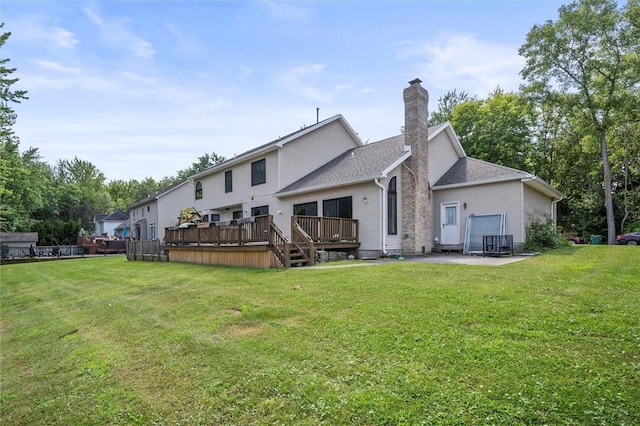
[1,246,638,425]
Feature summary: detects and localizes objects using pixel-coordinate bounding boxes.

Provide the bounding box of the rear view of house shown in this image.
[130,79,562,267]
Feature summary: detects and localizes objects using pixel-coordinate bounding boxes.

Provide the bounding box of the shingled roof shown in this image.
[434,157,531,187]
[277,123,450,196]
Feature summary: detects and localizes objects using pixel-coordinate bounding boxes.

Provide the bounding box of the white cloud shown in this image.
[32,59,81,74]
[398,32,525,98]
[277,63,352,103]
[10,15,78,49]
[84,7,156,60]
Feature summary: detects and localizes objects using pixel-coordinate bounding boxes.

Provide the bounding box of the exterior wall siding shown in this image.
[157,184,195,242]
[277,181,382,256]
[523,184,554,225]
[432,180,524,246]
[194,150,279,219]
[428,131,462,183]
[279,120,360,188]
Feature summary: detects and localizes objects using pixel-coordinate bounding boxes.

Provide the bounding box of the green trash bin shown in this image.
[589,235,603,245]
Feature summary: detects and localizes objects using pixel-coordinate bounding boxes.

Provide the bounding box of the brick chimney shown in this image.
[401,78,432,255]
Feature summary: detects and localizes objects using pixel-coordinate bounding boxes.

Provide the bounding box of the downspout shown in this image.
[374,178,388,256]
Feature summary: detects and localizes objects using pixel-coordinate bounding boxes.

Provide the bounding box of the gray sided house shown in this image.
[128,180,193,242]
[189,114,362,234]
[133,79,562,264]
[93,210,129,237]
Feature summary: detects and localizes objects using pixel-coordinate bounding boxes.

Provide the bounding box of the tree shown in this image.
[450,88,533,171]
[0,23,27,145]
[52,158,112,230]
[175,152,226,181]
[429,89,470,125]
[519,0,640,244]
[0,23,31,232]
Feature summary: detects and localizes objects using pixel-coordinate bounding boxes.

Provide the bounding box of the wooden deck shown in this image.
[155,215,359,268]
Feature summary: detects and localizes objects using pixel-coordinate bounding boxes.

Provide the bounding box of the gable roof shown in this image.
[434,157,530,187]
[190,114,362,181]
[276,122,455,197]
[434,157,563,200]
[276,135,407,196]
[99,210,129,222]
[129,180,191,209]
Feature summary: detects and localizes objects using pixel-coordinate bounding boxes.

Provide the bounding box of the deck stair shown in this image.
[288,244,311,267]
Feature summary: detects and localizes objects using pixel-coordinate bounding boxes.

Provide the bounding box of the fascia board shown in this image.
[432,123,466,158]
[381,151,412,177]
[522,176,564,200]
[275,114,363,147]
[155,180,191,200]
[432,174,524,191]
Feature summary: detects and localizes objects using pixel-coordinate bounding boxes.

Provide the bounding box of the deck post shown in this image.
[284,243,291,268]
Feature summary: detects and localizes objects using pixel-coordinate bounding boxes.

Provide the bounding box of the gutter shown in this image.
[374,178,388,256]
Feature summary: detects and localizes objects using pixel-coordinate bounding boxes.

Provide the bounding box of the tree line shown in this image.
[1,0,639,245]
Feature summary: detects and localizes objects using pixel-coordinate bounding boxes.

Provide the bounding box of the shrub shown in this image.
[524,219,568,252]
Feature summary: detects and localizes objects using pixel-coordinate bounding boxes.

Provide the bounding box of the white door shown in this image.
[440,202,460,245]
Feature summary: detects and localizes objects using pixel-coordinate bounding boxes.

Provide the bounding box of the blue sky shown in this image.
[3,0,568,182]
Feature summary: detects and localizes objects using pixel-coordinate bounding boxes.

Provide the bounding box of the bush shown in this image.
[524,219,568,252]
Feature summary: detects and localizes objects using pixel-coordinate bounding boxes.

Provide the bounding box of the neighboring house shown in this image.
[134,79,562,260]
[93,211,129,237]
[128,180,193,241]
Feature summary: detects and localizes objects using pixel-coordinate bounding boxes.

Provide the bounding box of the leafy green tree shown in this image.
[175,152,226,181]
[450,88,533,171]
[52,158,112,231]
[429,89,471,125]
[519,0,640,244]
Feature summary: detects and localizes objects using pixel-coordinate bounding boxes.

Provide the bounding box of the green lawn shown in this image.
[1,246,638,425]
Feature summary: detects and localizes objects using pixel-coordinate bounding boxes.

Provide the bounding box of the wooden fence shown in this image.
[126,239,165,261]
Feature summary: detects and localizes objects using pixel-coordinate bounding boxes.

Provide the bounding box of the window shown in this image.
[251,205,269,216]
[225,170,232,193]
[323,196,352,218]
[388,177,397,235]
[149,223,156,240]
[293,201,318,216]
[195,181,203,199]
[251,159,266,186]
[232,210,243,219]
[147,206,150,212]
[211,213,220,222]
[202,214,209,222]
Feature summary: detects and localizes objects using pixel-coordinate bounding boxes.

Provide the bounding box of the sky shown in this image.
[2,0,570,182]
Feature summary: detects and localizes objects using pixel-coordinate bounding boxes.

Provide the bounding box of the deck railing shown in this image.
[165,215,273,246]
[292,216,359,243]
[290,217,316,267]
[164,215,359,268]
